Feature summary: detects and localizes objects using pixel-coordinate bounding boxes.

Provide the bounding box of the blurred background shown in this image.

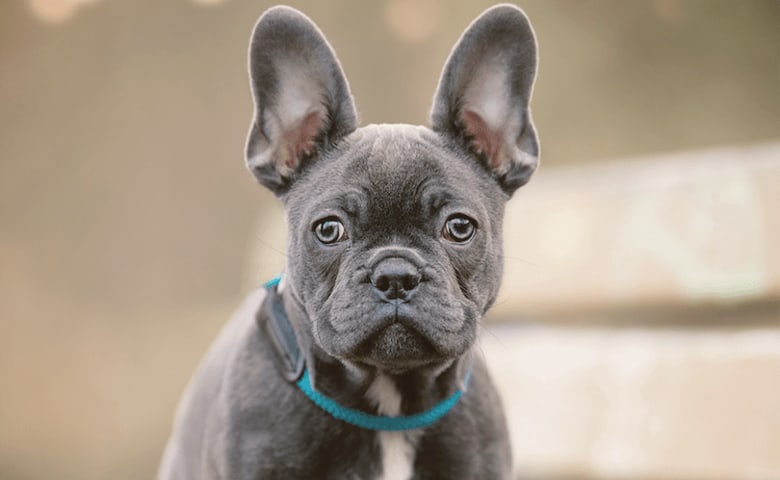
[1,0,778,479]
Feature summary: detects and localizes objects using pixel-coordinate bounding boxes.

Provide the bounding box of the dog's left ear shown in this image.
[245,6,358,196]
[431,4,539,195]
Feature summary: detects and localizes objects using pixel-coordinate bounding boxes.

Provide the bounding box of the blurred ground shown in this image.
[1,1,778,479]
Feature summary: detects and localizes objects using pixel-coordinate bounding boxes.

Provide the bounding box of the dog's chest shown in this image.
[366,375,420,480]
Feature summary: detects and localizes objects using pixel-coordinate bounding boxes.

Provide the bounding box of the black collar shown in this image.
[258,279,305,382]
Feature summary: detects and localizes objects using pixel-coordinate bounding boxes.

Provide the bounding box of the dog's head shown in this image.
[246,5,538,372]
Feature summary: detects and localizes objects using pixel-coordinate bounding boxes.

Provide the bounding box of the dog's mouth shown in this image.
[317,286,477,371]
[353,322,439,371]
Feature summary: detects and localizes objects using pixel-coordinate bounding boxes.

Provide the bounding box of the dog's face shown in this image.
[245,5,539,371]
[282,125,508,370]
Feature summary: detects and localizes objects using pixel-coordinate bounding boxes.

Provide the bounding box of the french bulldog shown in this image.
[159,4,539,479]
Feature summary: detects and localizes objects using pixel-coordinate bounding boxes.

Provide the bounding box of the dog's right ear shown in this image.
[431,4,539,196]
[245,6,358,196]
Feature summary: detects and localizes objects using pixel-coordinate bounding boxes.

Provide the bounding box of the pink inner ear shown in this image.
[283,110,324,170]
[460,109,505,171]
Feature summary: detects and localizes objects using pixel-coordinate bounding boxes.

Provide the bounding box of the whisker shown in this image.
[253,234,288,259]
[481,324,508,350]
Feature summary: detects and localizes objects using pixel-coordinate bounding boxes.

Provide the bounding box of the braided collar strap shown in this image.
[296,368,468,431]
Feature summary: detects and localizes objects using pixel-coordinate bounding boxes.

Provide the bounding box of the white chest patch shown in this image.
[366,375,419,480]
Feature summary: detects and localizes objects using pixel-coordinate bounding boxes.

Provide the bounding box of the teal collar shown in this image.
[261,276,469,431]
[296,368,468,431]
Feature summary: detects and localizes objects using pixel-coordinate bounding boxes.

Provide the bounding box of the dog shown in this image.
[159,4,539,479]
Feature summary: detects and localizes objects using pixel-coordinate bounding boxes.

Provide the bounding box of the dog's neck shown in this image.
[280,287,470,416]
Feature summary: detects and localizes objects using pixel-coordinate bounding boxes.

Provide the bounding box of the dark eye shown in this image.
[442,215,476,243]
[314,218,348,244]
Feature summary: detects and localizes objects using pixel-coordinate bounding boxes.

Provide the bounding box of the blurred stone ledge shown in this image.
[480,325,780,480]
[496,142,780,318]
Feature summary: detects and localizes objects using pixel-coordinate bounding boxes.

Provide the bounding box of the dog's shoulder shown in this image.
[184,288,273,417]
[159,288,281,479]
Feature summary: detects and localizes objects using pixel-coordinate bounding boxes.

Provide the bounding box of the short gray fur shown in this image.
[159,4,540,479]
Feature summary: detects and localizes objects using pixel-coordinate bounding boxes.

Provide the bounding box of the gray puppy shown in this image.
[159,4,539,479]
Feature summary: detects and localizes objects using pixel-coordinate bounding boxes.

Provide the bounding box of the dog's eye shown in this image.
[442,215,476,243]
[314,218,348,244]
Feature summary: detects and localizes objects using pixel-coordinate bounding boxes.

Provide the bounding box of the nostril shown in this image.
[375,276,390,292]
[402,274,420,291]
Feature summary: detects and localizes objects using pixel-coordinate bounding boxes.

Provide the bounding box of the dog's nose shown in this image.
[370,257,421,302]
